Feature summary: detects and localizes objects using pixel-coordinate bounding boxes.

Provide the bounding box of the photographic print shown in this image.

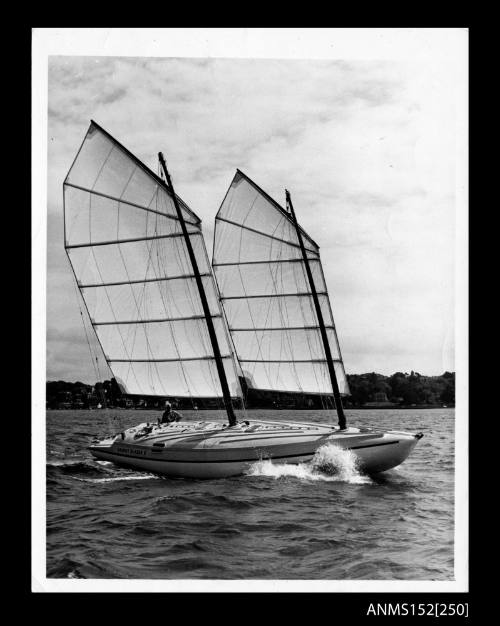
[32,28,468,592]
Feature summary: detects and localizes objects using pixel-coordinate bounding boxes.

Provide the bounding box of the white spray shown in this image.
[247,443,371,484]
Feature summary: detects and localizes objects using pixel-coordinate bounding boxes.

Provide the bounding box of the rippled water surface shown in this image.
[46,409,454,580]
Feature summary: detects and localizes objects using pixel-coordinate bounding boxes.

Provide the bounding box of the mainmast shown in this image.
[158,153,237,426]
[285,190,347,430]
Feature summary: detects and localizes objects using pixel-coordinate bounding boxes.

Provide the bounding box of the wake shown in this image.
[47,458,158,483]
[246,443,372,484]
[73,474,157,484]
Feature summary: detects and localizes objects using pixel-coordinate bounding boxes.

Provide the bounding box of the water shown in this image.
[46,409,454,580]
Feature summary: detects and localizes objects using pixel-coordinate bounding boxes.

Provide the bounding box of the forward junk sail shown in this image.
[212,170,350,400]
[63,121,239,399]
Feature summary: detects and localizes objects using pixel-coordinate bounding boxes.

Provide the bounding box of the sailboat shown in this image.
[64,121,423,479]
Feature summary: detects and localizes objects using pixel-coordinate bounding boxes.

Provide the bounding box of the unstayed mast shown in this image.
[158,152,237,425]
[285,190,346,429]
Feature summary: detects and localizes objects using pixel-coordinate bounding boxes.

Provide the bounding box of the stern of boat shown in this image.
[88,435,117,461]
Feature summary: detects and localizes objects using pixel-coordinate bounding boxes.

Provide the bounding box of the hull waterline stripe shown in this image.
[350,440,400,450]
[90,448,316,464]
[89,439,401,464]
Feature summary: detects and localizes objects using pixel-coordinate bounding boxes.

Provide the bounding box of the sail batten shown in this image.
[239,359,341,363]
[109,356,232,363]
[79,272,211,289]
[64,122,240,399]
[221,292,327,300]
[213,258,311,267]
[94,314,221,325]
[230,325,334,331]
[64,182,199,226]
[66,232,189,249]
[213,170,349,397]
[216,216,320,255]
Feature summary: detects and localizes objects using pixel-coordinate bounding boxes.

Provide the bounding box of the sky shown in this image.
[45,50,461,384]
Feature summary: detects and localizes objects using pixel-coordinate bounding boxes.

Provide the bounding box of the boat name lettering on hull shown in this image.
[116,446,147,456]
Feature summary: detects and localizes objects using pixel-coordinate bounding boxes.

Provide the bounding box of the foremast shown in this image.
[158,153,237,426]
[285,190,347,430]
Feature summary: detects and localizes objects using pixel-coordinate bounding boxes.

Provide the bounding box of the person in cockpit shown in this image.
[159,401,182,425]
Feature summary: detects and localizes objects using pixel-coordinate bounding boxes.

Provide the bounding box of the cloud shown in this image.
[46,56,457,380]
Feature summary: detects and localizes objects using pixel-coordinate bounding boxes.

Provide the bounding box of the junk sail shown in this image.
[213,170,349,400]
[64,121,239,400]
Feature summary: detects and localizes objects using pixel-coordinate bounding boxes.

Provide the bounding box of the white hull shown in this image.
[89,420,422,479]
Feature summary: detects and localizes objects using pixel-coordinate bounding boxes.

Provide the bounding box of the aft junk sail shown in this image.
[212,170,350,408]
[63,121,240,402]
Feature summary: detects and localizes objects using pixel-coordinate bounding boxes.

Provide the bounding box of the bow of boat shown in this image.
[325,428,423,474]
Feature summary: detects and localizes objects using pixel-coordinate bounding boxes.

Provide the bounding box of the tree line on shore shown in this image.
[46,370,455,410]
[345,371,455,407]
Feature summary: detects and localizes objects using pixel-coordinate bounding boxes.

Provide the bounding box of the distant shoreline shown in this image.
[46,405,454,412]
[46,372,455,411]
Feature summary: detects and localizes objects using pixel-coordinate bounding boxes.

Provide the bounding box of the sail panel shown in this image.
[65,122,198,225]
[231,327,340,362]
[213,219,318,265]
[64,185,200,248]
[111,356,237,398]
[95,317,231,362]
[240,361,348,395]
[217,171,319,252]
[215,259,325,298]
[213,170,349,396]
[65,122,239,399]
[68,233,210,285]
[221,294,334,329]
[65,124,115,190]
[79,276,220,323]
